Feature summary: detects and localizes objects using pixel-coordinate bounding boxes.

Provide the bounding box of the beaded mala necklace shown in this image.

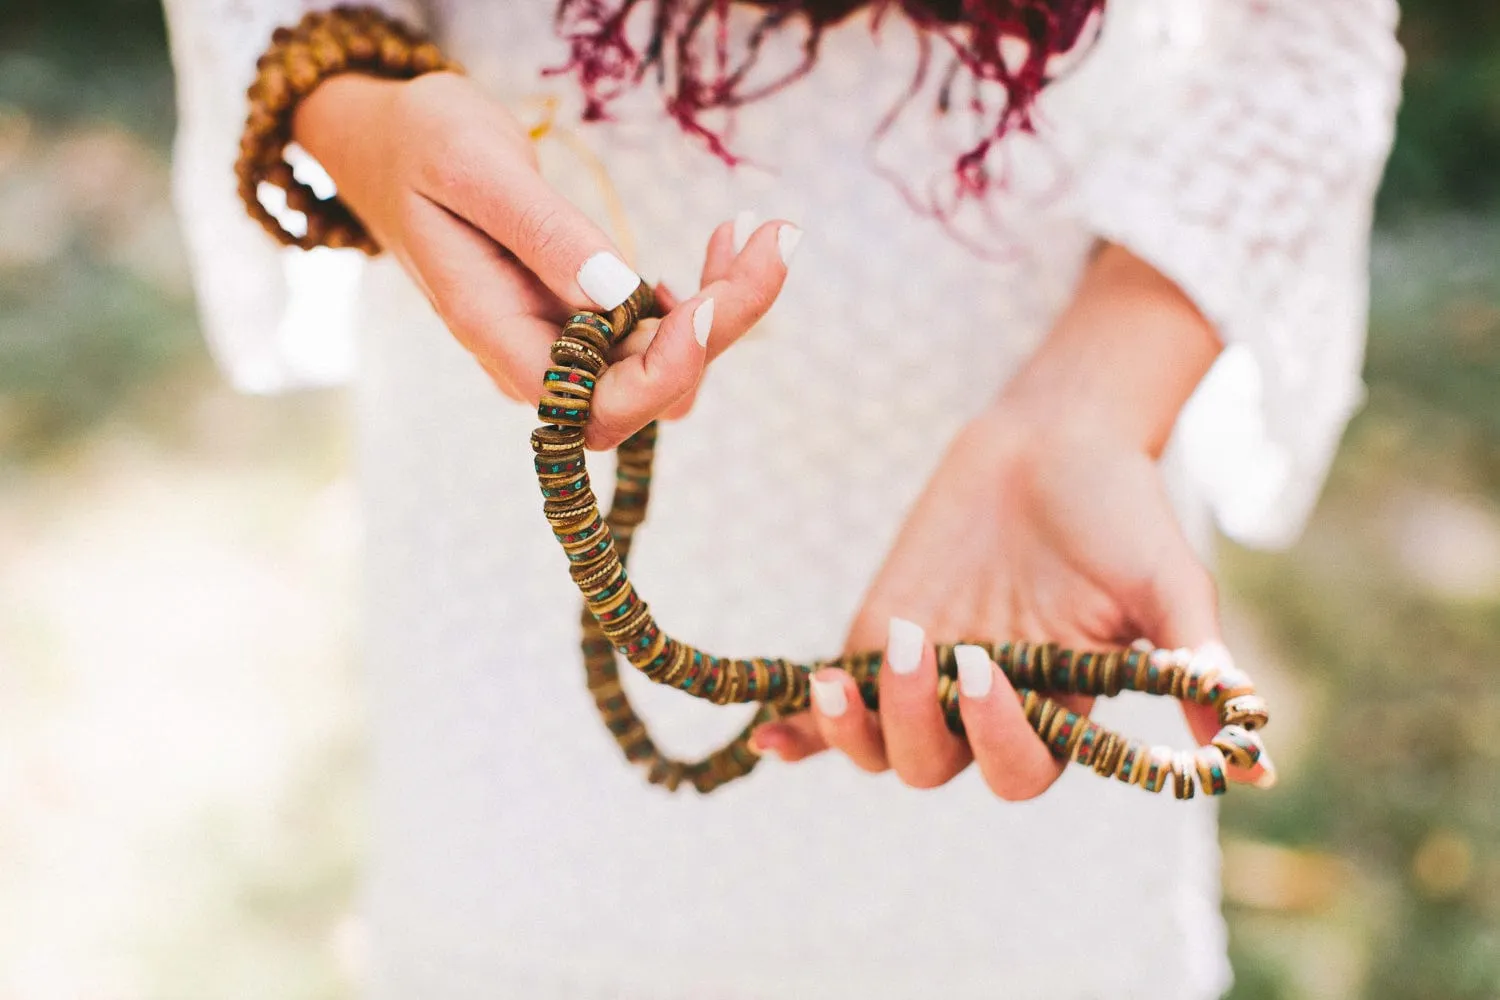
[239,6,1274,801]
[534,284,1271,797]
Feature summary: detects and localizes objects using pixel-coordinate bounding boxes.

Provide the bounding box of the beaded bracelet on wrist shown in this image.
[235,6,459,254]
[533,285,1272,798]
[239,7,1275,801]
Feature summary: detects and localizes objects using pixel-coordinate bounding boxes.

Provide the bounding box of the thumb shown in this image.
[1134,542,1274,789]
[584,295,712,450]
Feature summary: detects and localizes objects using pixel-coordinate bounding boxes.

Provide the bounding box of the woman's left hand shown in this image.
[749,243,1274,797]
[750,408,1269,797]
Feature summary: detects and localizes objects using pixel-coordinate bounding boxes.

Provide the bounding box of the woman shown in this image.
[162,1,1402,996]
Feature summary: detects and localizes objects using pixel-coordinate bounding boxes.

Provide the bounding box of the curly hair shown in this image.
[550,0,1106,197]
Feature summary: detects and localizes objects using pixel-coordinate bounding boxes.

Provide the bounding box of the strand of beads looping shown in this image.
[531,283,1273,798]
[229,6,1275,799]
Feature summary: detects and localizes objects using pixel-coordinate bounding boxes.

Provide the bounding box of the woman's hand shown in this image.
[751,244,1274,796]
[291,71,797,449]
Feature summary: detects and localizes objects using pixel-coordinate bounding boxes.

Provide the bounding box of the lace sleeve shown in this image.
[161,0,428,393]
[1075,0,1404,548]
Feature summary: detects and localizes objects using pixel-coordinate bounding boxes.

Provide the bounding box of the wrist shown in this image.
[993,243,1222,459]
[290,71,404,176]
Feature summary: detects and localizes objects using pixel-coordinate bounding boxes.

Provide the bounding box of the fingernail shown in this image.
[954,644,993,699]
[777,224,802,266]
[733,209,756,253]
[810,672,847,717]
[748,729,775,756]
[692,298,715,347]
[887,617,924,675]
[577,251,643,310]
[1252,749,1279,789]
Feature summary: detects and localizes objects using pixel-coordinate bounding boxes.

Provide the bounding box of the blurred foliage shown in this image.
[1220,217,1500,999]
[1379,2,1500,218]
[0,255,197,463]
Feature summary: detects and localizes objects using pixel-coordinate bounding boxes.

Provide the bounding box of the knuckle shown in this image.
[739,283,778,323]
[651,359,697,402]
[415,132,472,195]
[390,73,435,126]
[399,70,456,108]
[511,200,569,260]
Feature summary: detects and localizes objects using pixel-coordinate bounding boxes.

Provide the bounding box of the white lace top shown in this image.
[161,2,1402,997]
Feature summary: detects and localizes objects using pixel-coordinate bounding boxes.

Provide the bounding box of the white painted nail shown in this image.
[954,645,994,699]
[732,209,756,253]
[777,224,802,266]
[692,298,715,347]
[577,251,643,311]
[1252,750,1279,789]
[887,617,924,675]
[810,675,847,717]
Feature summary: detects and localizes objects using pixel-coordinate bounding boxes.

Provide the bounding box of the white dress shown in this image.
[161,2,1402,997]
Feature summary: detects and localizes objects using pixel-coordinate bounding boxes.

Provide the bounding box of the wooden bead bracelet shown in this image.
[236,6,459,254]
[534,284,1273,797]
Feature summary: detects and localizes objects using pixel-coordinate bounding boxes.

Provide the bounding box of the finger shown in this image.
[691,220,800,363]
[809,668,887,773]
[750,714,825,763]
[584,296,713,450]
[408,204,581,404]
[415,141,645,313]
[954,645,1064,801]
[605,219,772,426]
[878,618,971,788]
[609,317,662,363]
[702,215,742,286]
[1134,546,1273,788]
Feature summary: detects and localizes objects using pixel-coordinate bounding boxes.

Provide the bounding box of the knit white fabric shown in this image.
[162,1,1402,996]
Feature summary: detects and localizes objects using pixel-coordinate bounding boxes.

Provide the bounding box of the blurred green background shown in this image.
[1,3,1497,999]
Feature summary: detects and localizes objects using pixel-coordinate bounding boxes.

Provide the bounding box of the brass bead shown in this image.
[1208,667,1256,708]
[1140,746,1172,793]
[1019,689,1042,725]
[1091,731,1121,777]
[1072,651,1092,695]
[1034,700,1061,743]
[1220,694,1270,731]
[1115,741,1145,785]
[1170,751,1197,800]
[1211,725,1264,769]
[1014,642,1035,690]
[1194,745,1229,796]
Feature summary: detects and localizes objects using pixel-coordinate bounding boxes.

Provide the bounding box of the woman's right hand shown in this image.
[291,71,797,449]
